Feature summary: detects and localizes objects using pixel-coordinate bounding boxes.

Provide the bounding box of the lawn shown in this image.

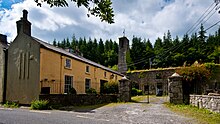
[165,103,220,124]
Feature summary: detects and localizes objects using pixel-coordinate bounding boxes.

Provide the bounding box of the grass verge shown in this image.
[165,103,220,124]
[131,95,153,102]
[31,100,50,110]
[3,101,19,108]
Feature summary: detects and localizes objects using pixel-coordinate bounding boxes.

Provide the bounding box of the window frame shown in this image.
[64,75,73,94]
[104,71,107,78]
[65,58,72,69]
[85,78,91,91]
[86,65,90,73]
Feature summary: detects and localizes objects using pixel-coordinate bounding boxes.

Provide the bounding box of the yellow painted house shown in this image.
[6,10,123,104]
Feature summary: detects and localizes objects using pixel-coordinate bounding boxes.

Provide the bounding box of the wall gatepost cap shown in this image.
[120,76,129,81]
[169,72,182,78]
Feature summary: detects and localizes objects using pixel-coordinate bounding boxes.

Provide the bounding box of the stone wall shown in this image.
[127,68,176,95]
[168,73,183,104]
[119,77,131,102]
[39,94,118,106]
[0,35,7,103]
[190,94,220,113]
[118,37,129,74]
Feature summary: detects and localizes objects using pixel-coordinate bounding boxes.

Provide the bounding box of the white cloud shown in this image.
[0,0,219,44]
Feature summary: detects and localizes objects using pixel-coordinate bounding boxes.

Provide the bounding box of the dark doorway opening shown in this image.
[156,83,163,96]
[41,87,50,94]
[100,80,108,94]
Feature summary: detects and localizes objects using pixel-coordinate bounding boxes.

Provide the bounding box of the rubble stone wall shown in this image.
[190,94,220,113]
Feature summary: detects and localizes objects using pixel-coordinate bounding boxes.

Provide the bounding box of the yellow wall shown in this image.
[40,48,122,94]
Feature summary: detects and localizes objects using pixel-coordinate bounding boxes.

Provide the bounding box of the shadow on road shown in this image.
[52,96,168,113]
[131,96,168,104]
[52,103,109,113]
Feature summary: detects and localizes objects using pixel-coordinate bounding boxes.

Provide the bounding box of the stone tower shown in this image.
[118,37,129,74]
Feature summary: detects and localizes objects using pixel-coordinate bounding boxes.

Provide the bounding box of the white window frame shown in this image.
[86,65,90,73]
[64,75,73,94]
[65,58,71,69]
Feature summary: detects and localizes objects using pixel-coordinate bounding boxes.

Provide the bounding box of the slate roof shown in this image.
[32,37,124,77]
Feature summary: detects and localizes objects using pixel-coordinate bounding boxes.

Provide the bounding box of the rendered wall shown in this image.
[0,44,5,103]
[40,48,123,94]
[6,33,40,104]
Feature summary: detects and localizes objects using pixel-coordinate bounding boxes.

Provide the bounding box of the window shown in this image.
[85,79,91,91]
[86,65,90,73]
[64,75,73,94]
[104,72,107,78]
[110,74,114,79]
[65,58,71,68]
[41,87,50,94]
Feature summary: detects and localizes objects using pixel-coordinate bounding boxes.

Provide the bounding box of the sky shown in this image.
[0,0,220,44]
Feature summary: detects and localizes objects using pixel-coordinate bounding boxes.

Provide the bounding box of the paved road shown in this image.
[0,97,196,124]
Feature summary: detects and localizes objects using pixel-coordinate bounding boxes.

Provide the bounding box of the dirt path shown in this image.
[79,96,196,124]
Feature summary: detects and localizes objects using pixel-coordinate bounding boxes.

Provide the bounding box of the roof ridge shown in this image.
[31,36,124,76]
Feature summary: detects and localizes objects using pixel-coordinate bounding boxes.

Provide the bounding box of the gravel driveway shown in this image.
[75,96,196,124]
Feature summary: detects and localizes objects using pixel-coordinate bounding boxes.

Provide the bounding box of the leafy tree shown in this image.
[153,37,165,68]
[98,38,105,65]
[145,39,154,69]
[34,0,114,23]
[208,47,220,63]
[176,63,211,95]
[163,30,172,49]
[130,36,146,70]
[53,39,57,46]
[104,50,117,67]
[126,50,134,70]
[66,37,71,48]
[71,34,78,50]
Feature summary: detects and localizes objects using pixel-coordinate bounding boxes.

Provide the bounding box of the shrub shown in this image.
[86,88,97,94]
[131,88,143,96]
[137,89,143,95]
[102,81,119,94]
[131,88,138,96]
[68,87,77,94]
[176,64,211,82]
[3,101,19,108]
[31,100,50,110]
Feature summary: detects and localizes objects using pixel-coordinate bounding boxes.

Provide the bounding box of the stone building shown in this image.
[0,34,8,103]
[6,10,124,104]
[127,68,176,95]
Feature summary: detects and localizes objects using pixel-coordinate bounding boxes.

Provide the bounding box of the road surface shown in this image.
[0,97,196,124]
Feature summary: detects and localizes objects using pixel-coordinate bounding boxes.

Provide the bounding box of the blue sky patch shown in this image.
[0,0,23,9]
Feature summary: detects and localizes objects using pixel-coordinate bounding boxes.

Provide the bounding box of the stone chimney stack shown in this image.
[118,37,129,74]
[0,34,7,45]
[16,9,31,36]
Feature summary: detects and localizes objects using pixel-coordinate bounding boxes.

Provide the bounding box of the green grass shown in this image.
[3,101,19,108]
[131,95,149,102]
[165,103,220,124]
[31,100,50,110]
